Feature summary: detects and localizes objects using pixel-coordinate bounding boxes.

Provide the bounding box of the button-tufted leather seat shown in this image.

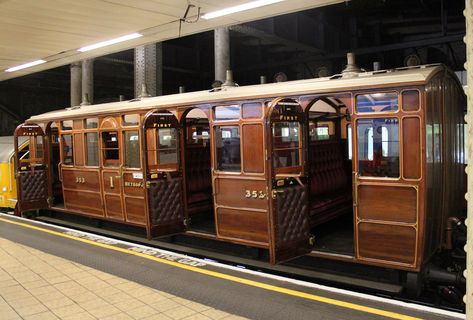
[309,140,352,226]
[185,145,212,214]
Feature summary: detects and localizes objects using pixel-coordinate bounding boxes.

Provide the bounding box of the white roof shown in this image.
[28,65,442,123]
[0,136,27,163]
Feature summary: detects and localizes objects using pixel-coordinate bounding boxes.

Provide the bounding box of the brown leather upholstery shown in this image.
[20,170,47,201]
[275,185,310,244]
[148,176,184,226]
[185,145,212,214]
[309,140,352,226]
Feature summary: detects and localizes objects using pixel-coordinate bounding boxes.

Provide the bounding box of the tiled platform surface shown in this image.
[0,238,246,320]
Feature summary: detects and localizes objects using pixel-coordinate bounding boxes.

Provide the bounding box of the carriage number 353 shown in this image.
[245,190,266,199]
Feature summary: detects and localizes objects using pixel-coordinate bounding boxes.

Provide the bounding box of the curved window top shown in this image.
[356,92,398,113]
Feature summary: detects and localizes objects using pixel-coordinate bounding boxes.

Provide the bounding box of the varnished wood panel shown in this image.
[102,171,121,194]
[217,208,268,243]
[242,124,264,173]
[105,194,123,220]
[215,178,268,210]
[358,185,417,223]
[64,190,103,216]
[73,133,84,166]
[123,172,145,197]
[402,117,421,179]
[62,169,100,190]
[125,197,146,225]
[358,222,416,265]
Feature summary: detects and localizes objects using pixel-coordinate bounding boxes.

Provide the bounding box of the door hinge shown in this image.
[183,218,191,227]
[309,235,315,247]
[271,189,284,199]
[47,197,54,206]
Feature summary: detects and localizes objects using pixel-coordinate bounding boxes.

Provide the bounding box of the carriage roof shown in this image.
[28,64,445,123]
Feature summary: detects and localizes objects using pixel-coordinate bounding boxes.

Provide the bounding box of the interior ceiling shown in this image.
[0,0,343,81]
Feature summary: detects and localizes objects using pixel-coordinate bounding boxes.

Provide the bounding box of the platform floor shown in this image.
[0,213,465,320]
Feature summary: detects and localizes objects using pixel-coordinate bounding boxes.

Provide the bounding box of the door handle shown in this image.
[110,176,114,189]
[352,172,359,207]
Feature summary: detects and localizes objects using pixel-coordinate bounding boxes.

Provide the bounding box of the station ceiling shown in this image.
[0,0,343,81]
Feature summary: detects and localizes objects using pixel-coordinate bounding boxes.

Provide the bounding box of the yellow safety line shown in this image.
[0,217,422,320]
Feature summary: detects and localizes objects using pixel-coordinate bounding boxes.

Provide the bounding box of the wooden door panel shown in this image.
[215,178,268,210]
[125,197,146,225]
[64,190,103,216]
[358,185,417,223]
[217,208,268,243]
[102,171,121,194]
[62,169,100,190]
[105,194,124,220]
[358,222,416,265]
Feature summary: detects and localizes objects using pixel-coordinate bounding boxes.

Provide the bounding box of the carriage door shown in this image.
[267,98,312,264]
[14,124,49,213]
[143,111,186,237]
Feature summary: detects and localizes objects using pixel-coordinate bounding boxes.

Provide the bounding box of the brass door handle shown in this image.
[110,176,114,188]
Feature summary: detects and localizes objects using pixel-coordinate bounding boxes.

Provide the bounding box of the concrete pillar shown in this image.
[465,1,473,317]
[134,43,163,98]
[214,27,230,83]
[70,62,82,107]
[81,59,94,104]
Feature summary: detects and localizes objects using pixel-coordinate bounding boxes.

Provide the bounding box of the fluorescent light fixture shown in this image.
[5,60,47,72]
[202,0,284,20]
[78,33,143,52]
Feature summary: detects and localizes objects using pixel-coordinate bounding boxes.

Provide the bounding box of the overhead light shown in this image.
[5,60,47,72]
[78,33,143,52]
[201,0,284,20]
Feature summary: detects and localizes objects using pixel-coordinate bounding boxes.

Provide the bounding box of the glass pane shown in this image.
[62,134,74,165]
[356,92,398,113]
[273,149,300,168]
[215,126,241,172]
[347,124,352,160]
[85,118,98,129]
[123,114,140,126]
[357,118,399,178]
[102,131,119,166]
[158,128,177,148]
[85,133,99,166]
[124,131,140,168]
[214,105,240,121]
[36,136,44,158]
[242,102,262,119]
[272,122,299,149]
[159,150,177,164]
[61,120,73,130]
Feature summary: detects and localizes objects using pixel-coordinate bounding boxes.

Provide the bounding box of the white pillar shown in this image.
[70,62,82,107]
[82,59,94,104]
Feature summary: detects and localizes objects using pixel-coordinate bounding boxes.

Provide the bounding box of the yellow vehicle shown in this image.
[0,136,28,211]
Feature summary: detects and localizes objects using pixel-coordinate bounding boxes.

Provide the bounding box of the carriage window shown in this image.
[187,126,209,145]
[272,122,300,168]
[123,114,140,126]
[61,134,74,165]
[124,131,140,168]
[158,128,177,164]
[36,136,44,159]
[214,105,240,121]
[85,133,99,166]
[102,131,120,166]
[356,92,398,113]
[61,120,73,131]
[215,126,241,172]
[85,118,98,129]
[357,118,399,178]
[242,102,262,119]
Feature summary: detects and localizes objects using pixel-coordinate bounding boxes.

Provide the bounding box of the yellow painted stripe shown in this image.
[0,217,422,320]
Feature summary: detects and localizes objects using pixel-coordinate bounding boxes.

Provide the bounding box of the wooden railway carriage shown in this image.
[15,64,465,273]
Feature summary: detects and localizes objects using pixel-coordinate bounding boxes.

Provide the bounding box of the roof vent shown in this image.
[179,86,186,93]
[341,52,361,78]
[222,70,237,87]
[373,61,381,71]
[80,93,91,106]
[260,76,267,84]
[139,83,152,98]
